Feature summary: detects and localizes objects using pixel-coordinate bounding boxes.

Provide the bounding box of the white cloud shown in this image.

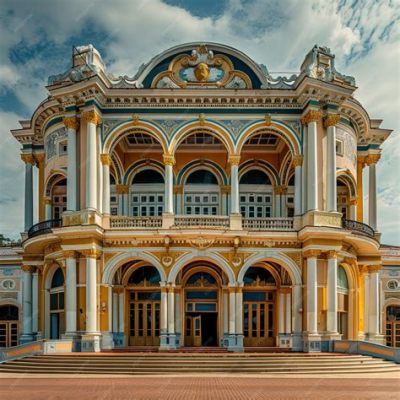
[0,0,398,243]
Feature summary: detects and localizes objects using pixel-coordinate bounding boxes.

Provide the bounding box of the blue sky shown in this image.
[0,0,399,244]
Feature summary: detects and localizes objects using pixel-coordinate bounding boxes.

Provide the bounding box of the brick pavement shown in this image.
[1,377,399,400]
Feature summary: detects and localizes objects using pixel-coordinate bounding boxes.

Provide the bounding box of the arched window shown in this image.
[130,169,164,217]
[186,272,217,286]
[243,267,276,286]
[337,178,350,219]
[51,178,67,219]
[49,267,65,340]
[184,169,220,216]
[239,169,273,218]
[0,305,19,347]
[128,266,161,286]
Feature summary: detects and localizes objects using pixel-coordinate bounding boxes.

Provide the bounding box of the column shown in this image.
[368,265,381,338]
[274,186,282,217]
[235,287,243,336]
[118,289,125,337]
[326,251,338,334]
[363,267,370,335]
[223,289,229,335]
[278,291,285,333]
[167,285,175,341]
[65,252,77,334]
[305,250,319,334]
[229,156,240,214]
[64,116,79,211]
[21,265,33,342]
[163,154,175,214]
[160,283,168,346]
[229,286,236,335]
[324,114,340,211]
[36,154,45,221]
[44,198,52,220]
[292,284,303,350]
[82,110,101,210]
[97,125,103,213]
[22,154,34,231]
[301,110,321,211]
[285,292,292,334]
[175,291,181,339]
[174,185,183,214]
[356,156,365,222]
[112,291,119,333]
[116,185,129,216]
[85,250,99,333]
[350,199,357,220]
[293,155,303,216]
[301,125,308,214]
[100,154,111,214]
[31,268,39,337]
[366,154,379,230]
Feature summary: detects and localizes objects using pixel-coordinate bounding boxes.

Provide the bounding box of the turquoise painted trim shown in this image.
[357,144,380,151]
[23,144,44,150]
[177,159,228,185]
[324,103,339,111]
[239,159,280,185]
[306,99,320,108]
[43,116,63,133]
[123,159,165,185]
[65,105,78,112]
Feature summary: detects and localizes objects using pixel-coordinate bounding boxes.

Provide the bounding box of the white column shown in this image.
[32,269,39,335]
[65,254,77,334]
[161,284,168,335]
[229,157,240,214]
[163,155,174,214]
[223,290,229,334]
[118,290,125,335]
[301,126,308,214]
[367,156,379,230]
[279,292,285,333]
[368,266,380,337]
[101,155,111,214]
[326,251,338,333]
[235,288,243,335]
[123,192,129,216]
[64,117,78,211]
[107,286,112,332]
[229,288,236,335]
[175,292,181,335]
[363,270,370,335]
[21,266,33,339]
[97,126,103,214]
[303,111,321,211]
[85,253,98,333]
[45,199,52,220]
[274,187,282,217]
[294,157,302,216]
[167,285,175,334]
[306,252,319,334]
[285,292,292,334]
[350,201,357,220]
[326,117,338,212]
[112,291,119,333]
[292,284,302,334]
[84,111,100,210]
[23,156,34,230]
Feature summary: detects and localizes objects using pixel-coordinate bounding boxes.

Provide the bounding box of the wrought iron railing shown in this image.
[242,217,294,231]
[173,215,230,229]
[110,216,162,228]
[27,219,62,238]
[342,218,375,237]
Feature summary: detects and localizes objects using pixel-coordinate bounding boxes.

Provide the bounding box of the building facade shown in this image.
[9,42,396,352]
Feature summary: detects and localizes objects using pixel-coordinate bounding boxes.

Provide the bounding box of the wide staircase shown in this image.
[0,353,399,374]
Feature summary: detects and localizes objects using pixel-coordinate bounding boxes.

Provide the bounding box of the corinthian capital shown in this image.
[63,116,79,130]
[365,153,380,166]
[228,155,241,166]
[163,154,175,166]
[324,113,341,128]
[21,153,35,165]
[301,110,322,125]
[82,110,102,125]
[292,155,303,167]
[100,153,112,166]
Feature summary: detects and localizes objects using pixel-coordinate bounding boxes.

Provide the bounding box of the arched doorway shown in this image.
[386,305,400,347]
[49,267,65,339]
[242,266,279,347]
[125,265,161,346]
[337,265,349,338]
[0,304,19,347]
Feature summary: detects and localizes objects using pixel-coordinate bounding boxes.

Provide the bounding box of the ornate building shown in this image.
[9,42,395,352]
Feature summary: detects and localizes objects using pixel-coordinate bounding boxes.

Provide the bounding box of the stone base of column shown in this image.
[357,332,367,341]
[100,331,114,349]
[162,213,174,229]
[80,333,101,352]
[61,332,80,351]
[277,333,292,348]
[159,333,169,350]
[113,332,125,347]
[302,333,321,352]
[366,334,385,345]
[322,332,342,341]
[225,334,244,352]
[20,334,34,344]
[229,214,242,230]
[168,333,177,349]
[291,333,303,351]
[35,331,43,341]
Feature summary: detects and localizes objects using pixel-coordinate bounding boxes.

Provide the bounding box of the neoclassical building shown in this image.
[10,42,394,352]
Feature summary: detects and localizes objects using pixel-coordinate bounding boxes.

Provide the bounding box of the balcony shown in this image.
[342,218,375,238]
[173,215,230,229]
[109,216,162,229]
[242,217,294,231]
[27,219,62,238]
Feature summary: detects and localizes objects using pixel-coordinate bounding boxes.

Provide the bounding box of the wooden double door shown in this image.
[386,306,400,348]
[243,291,275,347]
[129,295,160,346]
[185,313,218,347]
[0,321,18,348]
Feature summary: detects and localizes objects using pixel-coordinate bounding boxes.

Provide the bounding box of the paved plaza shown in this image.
[1,375,400,400]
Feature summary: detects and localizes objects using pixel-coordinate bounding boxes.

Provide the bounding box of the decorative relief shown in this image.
[102,119,127,141]
[147,119,183,138]
[152,45,252,89]
[218,119,251,138]
[286,252,302,267]
[188,237,215,250]
[301,110,322,125]
[45,127,67,160]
